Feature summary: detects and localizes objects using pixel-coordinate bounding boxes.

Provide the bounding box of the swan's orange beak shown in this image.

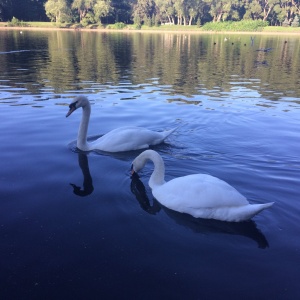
[66,106,76,118]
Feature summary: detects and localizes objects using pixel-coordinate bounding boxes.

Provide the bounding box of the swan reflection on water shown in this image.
[130,172,270,249]
[131,172,161,215]
[70,152,94,196]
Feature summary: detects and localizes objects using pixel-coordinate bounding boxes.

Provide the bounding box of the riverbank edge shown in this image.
[1,23,300,35]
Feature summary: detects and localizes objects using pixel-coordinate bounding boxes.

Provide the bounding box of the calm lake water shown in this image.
[0,29,299,299]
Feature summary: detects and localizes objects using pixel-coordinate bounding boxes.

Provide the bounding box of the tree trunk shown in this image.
[79,9,87,22]
[217,13,223,22]
[263,6,273,21]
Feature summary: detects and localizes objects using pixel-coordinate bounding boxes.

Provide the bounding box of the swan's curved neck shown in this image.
[147,151,166,189]
[77,102,91,151]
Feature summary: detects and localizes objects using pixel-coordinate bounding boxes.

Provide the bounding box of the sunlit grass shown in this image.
[1,21,299,34]
[139,25,200,31]
[27,22,55,27]
[263,26,300,33]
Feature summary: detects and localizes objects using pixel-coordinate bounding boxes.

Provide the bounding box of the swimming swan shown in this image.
[66,96,176,152]
[131,150,274,222]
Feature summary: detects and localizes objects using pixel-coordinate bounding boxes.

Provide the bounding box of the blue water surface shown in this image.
[0,30,299,299]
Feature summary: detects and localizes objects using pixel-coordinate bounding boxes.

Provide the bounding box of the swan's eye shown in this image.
[69,101,78,110]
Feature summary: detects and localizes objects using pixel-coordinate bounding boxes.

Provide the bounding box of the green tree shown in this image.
[291,14,299,26]
[132,0,156,23]
[72,0,95,21]
[45,0,71,22]
[155,0,176,24]
[174,0,189,25]
[186,0,209,25]
[260,0,279,21]
[205,0,241,22]
[94,0,112,22]
[110,0,134,23]
[187,0,199,25]
[243,0,261,20]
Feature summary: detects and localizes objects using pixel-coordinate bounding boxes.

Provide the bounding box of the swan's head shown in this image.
[131,153,148,175]
[131,150,158,174]
[66,96,89,117]
[131,159,145,175]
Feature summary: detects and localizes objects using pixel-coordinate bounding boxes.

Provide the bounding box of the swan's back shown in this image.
[153,174,248,209]
[91,126,175,152]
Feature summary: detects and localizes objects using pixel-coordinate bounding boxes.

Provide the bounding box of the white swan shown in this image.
[131,150,274,222]
[66,96,176,152]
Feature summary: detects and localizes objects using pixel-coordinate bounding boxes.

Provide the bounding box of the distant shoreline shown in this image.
[1,24,300,36]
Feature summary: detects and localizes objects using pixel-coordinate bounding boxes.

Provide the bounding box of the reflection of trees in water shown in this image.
[40,31,120,92]
[130,172,270,249]
[0,31,299,100]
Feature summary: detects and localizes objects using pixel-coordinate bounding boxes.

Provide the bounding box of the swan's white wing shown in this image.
[152,174,248,211]
[91,126,172,152]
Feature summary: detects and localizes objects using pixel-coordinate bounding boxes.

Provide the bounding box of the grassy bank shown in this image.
[1,21,300,34]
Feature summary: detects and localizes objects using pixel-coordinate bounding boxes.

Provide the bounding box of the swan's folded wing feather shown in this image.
[152,174,248,210]
[92,126,171,152]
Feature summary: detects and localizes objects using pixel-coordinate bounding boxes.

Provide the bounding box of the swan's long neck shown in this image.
[77,103,91,151]
[147,151,166,189]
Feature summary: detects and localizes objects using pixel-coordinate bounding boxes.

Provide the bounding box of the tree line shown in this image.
[0,0,299,26]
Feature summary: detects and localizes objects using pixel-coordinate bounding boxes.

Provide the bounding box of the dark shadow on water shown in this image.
[130,172,161,215]
[164,209,270,249]
[130,172,270,249]
[70,152,94,196]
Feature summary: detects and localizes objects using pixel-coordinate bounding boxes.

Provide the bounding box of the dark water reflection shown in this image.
[70,153,94,196]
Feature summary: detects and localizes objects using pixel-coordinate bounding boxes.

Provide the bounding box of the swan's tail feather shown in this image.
[234,202,274,222]
[203,202,274,222]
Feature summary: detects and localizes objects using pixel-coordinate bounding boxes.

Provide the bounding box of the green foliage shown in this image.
[94,0,112,21]
[7,16,29,27]
[107,22,126,29]
[202,20,269,32]
[282,18,290,27]
[291,15,299,27]
[45,0,72,23]
[132,23,141,29]
[144,16,152,27]
[1,0,300,29]
[81,12,96,26]
[152,15,159,27]
[134,14,141,26]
